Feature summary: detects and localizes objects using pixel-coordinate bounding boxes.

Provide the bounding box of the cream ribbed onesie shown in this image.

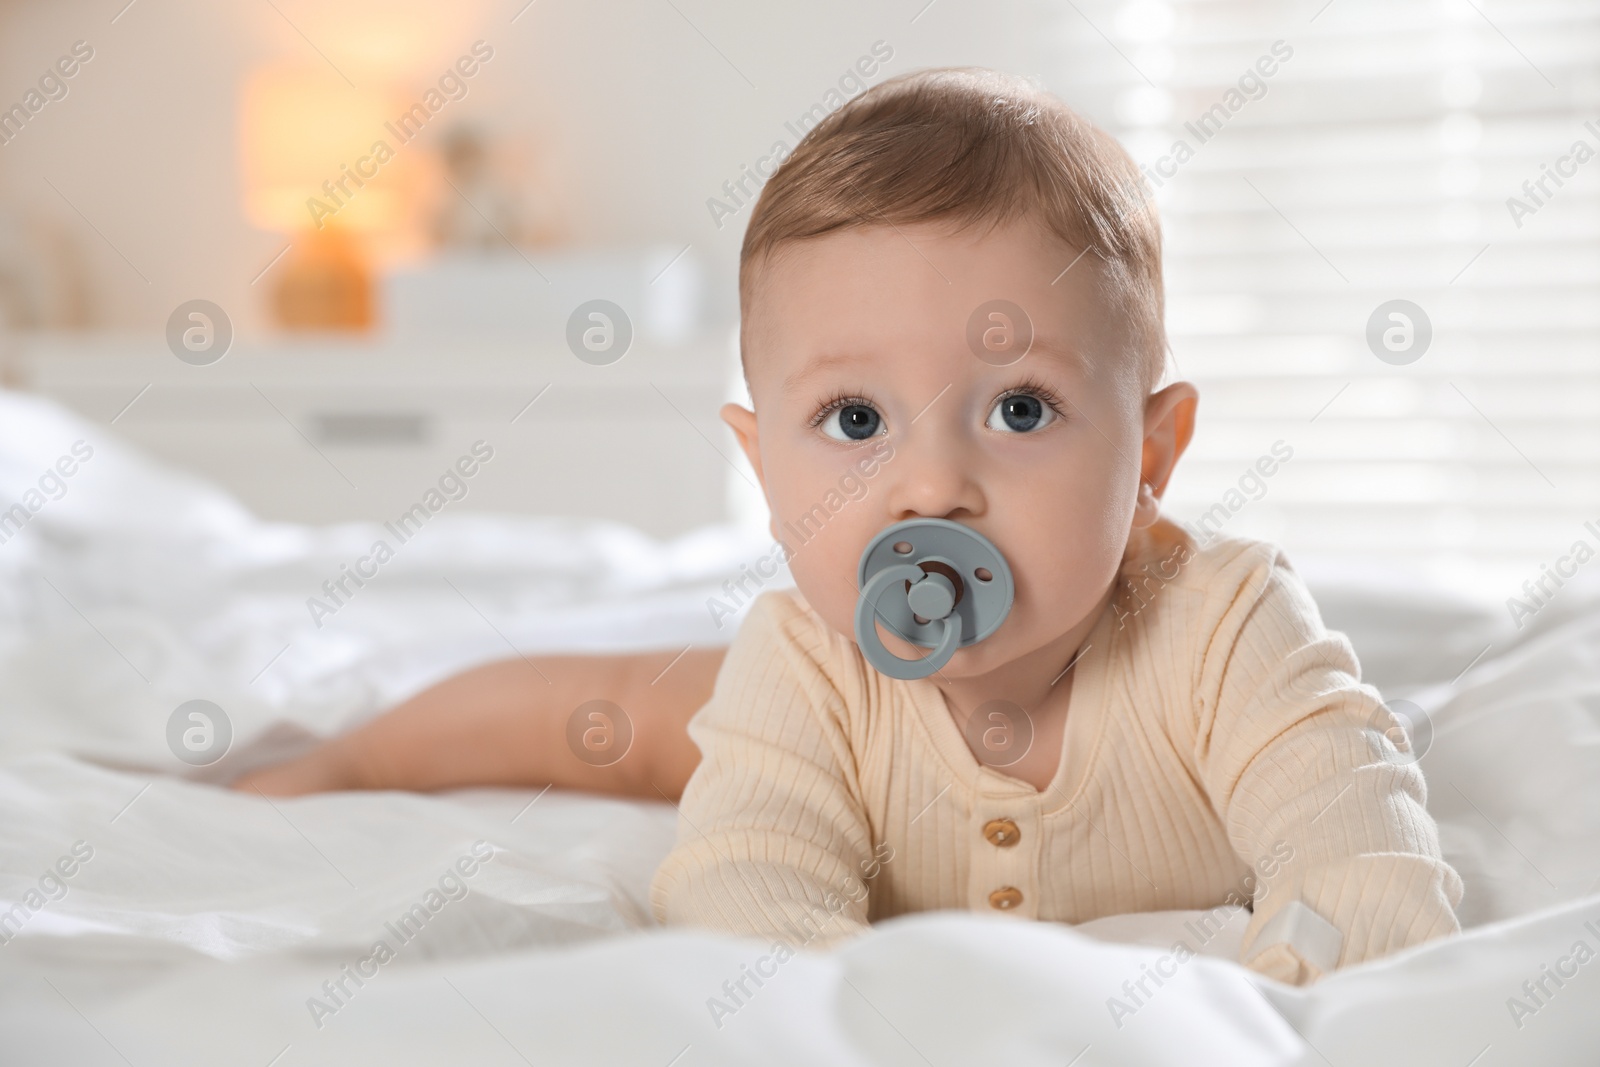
[650,520,1463,983]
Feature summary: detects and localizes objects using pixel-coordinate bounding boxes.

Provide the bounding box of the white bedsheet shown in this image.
[2,388,1597,1065]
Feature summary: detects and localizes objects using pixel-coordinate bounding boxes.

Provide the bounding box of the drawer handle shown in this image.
[312,412,430,445]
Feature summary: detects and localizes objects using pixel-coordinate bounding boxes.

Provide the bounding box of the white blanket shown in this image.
[2,388,1597,1065]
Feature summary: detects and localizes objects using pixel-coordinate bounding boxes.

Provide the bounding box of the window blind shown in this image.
[1038,0,1600,599]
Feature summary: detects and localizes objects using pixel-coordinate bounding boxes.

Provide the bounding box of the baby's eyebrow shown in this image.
[780,336,1090,395]
[782,351,870,394]
[1022,337,1088,373]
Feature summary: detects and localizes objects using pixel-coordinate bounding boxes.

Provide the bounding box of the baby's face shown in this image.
[728,219,1171,678]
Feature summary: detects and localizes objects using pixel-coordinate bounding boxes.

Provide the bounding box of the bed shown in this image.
[2,386,1597,1066]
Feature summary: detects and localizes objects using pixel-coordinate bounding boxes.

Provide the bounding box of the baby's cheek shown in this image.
[786,552,858,640]
[1005,486,1127,609]
[770,496,870,633]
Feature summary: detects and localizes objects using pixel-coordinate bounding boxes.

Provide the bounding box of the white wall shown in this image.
[0,0,1048,337]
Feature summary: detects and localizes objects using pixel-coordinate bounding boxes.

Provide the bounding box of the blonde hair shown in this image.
[739,67,1166,390]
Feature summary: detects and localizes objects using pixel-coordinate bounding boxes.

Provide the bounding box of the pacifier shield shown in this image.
[854,518,1015,679]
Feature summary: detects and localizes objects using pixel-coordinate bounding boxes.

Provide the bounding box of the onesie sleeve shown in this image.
[650,591,875,948]
[1190,544,1463,985]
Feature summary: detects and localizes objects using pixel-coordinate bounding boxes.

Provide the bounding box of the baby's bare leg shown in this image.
[231,647,724,801]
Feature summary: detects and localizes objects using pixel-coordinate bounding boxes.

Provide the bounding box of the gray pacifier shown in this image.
[854,518,1015,680]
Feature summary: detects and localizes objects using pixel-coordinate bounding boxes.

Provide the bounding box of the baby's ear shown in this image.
[720,402,766,487]
[1140,381,1199,498]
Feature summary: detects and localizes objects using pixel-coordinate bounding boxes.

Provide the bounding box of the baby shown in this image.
[237,68,1462,985]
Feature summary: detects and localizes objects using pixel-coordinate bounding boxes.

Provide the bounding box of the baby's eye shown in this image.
[987,392,1056,434]
[821,402,883,441]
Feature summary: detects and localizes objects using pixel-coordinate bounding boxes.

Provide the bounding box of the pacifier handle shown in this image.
[854,564,965,680]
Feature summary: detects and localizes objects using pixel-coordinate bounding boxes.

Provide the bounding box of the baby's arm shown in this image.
[651,594,876,947]
[1195,548,1462,984]
[232,648,723,799]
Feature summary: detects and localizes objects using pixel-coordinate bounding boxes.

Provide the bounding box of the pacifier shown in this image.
[853,518,1015,680]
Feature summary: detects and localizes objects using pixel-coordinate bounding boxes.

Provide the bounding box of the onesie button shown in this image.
[988,886,1023,910]
[983,818,1020,847]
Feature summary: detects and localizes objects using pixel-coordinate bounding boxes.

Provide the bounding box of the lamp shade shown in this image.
[239,64,404,234]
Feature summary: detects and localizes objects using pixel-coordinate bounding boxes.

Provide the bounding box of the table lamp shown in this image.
[240,64,406,330]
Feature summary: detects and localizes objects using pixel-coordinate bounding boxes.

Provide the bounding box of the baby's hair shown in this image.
[739,66,1167,392]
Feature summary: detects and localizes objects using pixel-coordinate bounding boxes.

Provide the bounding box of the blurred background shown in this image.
[0,0,1595,599]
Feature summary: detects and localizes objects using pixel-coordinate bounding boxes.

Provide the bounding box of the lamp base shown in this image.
[273,228,373,330]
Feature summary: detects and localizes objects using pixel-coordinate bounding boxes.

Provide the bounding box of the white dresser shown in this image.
[10,330,745,540]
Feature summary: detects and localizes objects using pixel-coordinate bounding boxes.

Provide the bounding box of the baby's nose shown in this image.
[881,429,986,522]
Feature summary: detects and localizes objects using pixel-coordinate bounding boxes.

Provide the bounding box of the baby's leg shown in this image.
[231,647,724,801]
